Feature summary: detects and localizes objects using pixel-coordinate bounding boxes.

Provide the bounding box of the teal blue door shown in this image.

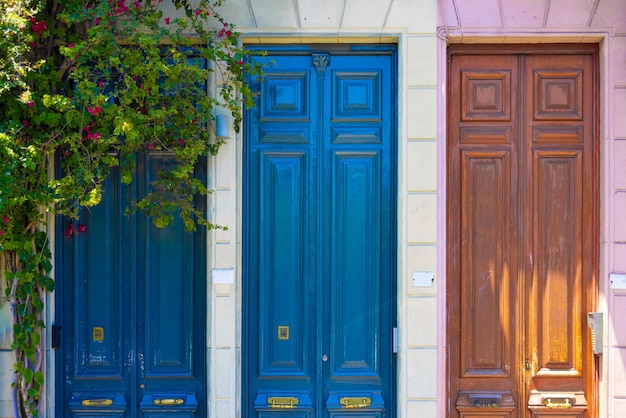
[56,154,206,417]
[244,46,397,418]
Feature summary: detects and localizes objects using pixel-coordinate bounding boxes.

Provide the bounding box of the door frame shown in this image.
[241,43,399,418]
[445,43,600,418]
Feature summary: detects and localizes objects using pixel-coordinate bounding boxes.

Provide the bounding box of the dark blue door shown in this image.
[57,153,206,417]
[244,46,397,418]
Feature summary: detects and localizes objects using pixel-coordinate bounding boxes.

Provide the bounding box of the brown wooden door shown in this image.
[447,45,598,418]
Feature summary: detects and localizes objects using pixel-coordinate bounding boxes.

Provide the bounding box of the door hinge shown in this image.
[52,324,62,349]
[392,327,398,354]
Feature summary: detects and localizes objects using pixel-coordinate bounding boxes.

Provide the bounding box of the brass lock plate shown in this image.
[277,326,289,340]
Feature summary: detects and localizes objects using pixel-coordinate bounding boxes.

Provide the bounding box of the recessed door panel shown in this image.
[245,47,396,418]
[448,46,598,418]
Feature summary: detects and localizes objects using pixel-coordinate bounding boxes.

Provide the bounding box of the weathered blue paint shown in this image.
[244,46,397,418]
[56,154,207,417]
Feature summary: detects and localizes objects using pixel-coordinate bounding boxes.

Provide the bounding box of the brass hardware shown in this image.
[277,326,289,340]
[525,360,531,370]
[544,398,572,408]
[92,327,104,341]
[81,399,112,406]
[139,384,145,389]
[153,398,184,405]
[340,397,371,408]
[267,397,299,408]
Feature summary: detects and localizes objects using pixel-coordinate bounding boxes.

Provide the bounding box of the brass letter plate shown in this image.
[153,398,184,405]
[544,397,573,408]
[268,397,299,408]
[277,326,289,340]
[82,399,112,407]
[340,397,371,408]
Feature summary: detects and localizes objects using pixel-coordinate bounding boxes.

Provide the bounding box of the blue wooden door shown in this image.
[56,153,206,417]
[244,46,397,418]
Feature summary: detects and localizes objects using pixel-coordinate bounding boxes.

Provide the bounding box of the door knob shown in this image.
[321,355,328,362]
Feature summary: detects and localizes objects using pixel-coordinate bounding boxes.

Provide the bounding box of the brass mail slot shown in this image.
[543,397,573,408]
[82,399,113,407]
[340,397,371,408]
[153,398,184,405]
[268,397,299,408]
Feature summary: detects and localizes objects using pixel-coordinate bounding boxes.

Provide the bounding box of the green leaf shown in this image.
[23,368,33,384]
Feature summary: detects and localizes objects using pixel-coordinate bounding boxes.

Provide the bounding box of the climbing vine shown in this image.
[0,0,263,416]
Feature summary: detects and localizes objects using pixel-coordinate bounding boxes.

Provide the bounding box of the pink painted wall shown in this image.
[437,0,626,416]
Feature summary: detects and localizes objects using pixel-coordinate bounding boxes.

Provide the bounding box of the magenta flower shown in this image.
[0,230,3,236]
[87,106,102,116]
[164,17,170,25]
[133,1,141,9]
[148,143,154,150]
[87,132,102,140]
[3,215,9,223]
[22,120,29,127]
[78,224,87,233]
[64,223,74,237]
[68,42,75,48]
[27,102,34,107]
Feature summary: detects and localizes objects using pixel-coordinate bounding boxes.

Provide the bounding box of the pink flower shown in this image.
[99,81,104,88]
[3,215,9,223]
[195,9,202,16]
[178,138,184,144]
[148,143,154,150]
[95,17,101,25]
[78,224,87,233]
[164,17,170,24]
[87,132,101,140]
[27,102,34,107]
[133,1,141,9]
[68,42,75,48]
[30,18,47,35]
[0,230,3,236]
[22,120,29,127]
[87,106,102,116]
[64,224,74,237]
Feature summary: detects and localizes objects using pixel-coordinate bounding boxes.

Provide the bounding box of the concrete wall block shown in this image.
[406,297,437,346]
[407,141,437,191]
[615,192,626,241]
[406,348,437,399]
[615,140,626,190]
[405,400,437,418]
[407,89,438,139]
[386,0,437,33]
[406,193,437,243]
[612,347,626,399]
[214,295,236,347]
[615,89,626,138]
[406,245,438,296]
[407,36,437,86]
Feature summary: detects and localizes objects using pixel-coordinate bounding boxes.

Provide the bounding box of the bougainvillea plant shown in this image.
[0,0,263,416]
